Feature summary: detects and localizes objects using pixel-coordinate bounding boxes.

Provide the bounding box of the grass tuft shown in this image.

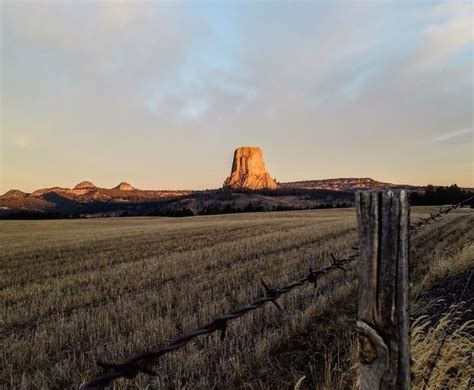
[411,310,473,389]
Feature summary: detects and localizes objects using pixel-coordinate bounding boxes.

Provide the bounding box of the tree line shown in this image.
[410,184,474,206]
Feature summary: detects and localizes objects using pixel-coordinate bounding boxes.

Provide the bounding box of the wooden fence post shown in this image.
[355,190,411,389]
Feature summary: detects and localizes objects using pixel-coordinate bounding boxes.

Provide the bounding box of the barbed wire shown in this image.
[82,249,359,389]
[421,269,473,390]
[82,196,472,389]
[410,196,473,231]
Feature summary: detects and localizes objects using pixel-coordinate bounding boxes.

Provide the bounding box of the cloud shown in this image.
[431,128,473,143]
[1,1,207,92]
[406,2,473,71]
[1,1,473,191]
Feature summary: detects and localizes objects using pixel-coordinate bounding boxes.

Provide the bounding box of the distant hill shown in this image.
[0,178,355,218]
[0,181,191,218]
[1,189,28,199]
[1,178,471,219]
[282,178,423,192]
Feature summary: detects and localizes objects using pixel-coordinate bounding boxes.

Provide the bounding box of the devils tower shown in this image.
[223,146,278,190]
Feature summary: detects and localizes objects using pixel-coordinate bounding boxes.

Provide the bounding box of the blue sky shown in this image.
[1,0,472,192]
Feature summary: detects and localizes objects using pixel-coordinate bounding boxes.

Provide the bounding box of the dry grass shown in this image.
[0,207,472,389]
[349,307,473,390]
[411,311,473,389]
[413,239,474,301]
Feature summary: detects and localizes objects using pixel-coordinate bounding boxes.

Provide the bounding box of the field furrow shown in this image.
[0,208,472,389]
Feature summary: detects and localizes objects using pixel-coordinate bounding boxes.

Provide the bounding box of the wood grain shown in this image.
[356,190,411,389]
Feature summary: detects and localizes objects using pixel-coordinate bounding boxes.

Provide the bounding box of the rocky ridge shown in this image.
[0,181,191,216]
[282,178,422,192]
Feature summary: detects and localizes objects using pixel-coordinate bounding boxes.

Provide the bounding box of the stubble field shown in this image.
[1,207,473,389]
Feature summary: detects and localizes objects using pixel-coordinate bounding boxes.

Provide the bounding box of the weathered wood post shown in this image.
[355,190,411,389]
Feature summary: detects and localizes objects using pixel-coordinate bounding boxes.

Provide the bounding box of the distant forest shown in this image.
[410,185,474,207]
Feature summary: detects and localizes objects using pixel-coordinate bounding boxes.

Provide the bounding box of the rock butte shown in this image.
[223,146,278,190]
[74,181,96,189]
[113,182,135,191]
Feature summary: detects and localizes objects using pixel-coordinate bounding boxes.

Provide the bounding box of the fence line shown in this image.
[82,197,471,389]
[410,196,473,231]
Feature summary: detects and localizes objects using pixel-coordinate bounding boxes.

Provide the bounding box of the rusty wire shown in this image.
[410,196,473,231]
[82,249,359,389]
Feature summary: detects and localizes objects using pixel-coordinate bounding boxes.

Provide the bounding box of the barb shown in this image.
[421,270,473,390]
[82,249,359,389]
[410,196,473,231]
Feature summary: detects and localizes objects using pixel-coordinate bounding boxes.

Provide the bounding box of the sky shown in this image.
[0,0,472,192]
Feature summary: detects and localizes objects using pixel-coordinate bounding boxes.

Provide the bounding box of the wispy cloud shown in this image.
[431,128,472,143]
[1,1,473,191]
[409,2,473,70]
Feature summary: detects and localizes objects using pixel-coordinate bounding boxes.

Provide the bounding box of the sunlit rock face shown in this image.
[74,181,96,189]
[223,146,278,190]
[70,181,97,195]
[113,182,135,191]
[0,190,27,199]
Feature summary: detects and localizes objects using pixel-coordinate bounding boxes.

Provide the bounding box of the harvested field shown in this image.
[1,207,473,389]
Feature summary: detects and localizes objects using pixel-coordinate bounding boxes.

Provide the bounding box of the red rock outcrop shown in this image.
[31,187,68,197]
[0,189,27,199]
[223,146,278,190]
[74,181,96,189]
[113,182,135,191]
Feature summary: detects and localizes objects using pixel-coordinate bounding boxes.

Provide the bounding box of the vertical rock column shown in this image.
[223,146,278,190]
